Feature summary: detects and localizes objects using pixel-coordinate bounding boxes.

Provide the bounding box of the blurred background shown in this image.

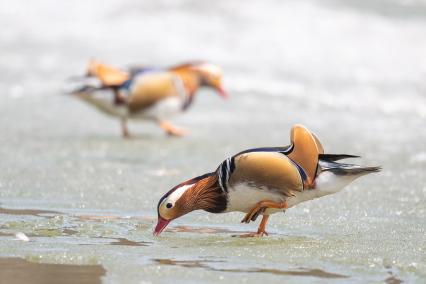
[0,0,425,283]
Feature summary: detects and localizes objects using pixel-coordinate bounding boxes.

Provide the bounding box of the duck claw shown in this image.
[241,207,266,224]
[250,207,265,222]
[232,231,269,238]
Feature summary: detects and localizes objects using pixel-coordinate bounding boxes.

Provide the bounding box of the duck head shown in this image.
[154,173,227,236]
[194,62,228,98]
[171,61,228,99]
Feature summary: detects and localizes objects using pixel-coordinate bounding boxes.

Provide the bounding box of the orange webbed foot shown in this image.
[241,200,288,224]
[241,207,265,223]
[234,215,271,238]
[233,231,269,238]
[159,121,188,137]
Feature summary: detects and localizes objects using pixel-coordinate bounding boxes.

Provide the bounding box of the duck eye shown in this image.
[166,203,173,209]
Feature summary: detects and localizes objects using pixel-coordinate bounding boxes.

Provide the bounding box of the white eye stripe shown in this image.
[163,184,193,206]
[198,64,222,77]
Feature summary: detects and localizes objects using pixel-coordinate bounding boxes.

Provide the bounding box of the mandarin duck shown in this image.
[154,124,380,237]
[67,60,227,137]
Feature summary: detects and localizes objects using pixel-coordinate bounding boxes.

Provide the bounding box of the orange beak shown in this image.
[153,217,170,236]
[216,85,228,99]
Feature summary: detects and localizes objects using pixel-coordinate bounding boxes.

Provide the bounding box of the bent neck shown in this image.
[180,174,227,214]
[172,68,201,96]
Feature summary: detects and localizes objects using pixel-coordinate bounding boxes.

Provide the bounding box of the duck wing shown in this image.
[222,151,304,197]
[127,72,184,113]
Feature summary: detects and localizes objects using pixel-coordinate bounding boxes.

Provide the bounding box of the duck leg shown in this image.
[121,118,130,138]
[241,200,288,224]
[236,215,270,238]
[158,120,188,137]
[113,88,127,105]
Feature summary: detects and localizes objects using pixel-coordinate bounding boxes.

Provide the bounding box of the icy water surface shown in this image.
[0,0,425,283]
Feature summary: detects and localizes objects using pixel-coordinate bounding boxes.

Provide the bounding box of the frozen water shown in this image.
[0,0,425,283]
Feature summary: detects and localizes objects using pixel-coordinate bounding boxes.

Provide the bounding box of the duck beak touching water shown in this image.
[154,217,170,236]
[154,124,381,237]
[66,60,228,138]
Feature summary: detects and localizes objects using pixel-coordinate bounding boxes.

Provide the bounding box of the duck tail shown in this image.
[318,154,360,162]
[339,166,381,175]
[324,164,382,177]
[64,76,105,94]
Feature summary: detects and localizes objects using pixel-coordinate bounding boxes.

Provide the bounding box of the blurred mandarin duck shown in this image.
[68,60,227,137]
[154,124,380,237]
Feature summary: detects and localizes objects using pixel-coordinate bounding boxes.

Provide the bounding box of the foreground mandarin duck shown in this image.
[68,60,227,137]
[154,125,380,237]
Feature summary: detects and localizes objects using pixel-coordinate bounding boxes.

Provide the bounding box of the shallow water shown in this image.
[0,0,425,283]
[0,257,105,284]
